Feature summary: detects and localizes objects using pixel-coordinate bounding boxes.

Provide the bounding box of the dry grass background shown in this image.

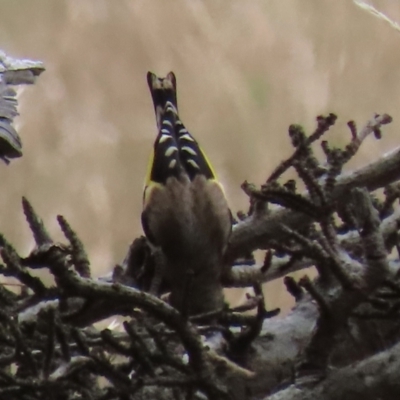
[1,0,400,314]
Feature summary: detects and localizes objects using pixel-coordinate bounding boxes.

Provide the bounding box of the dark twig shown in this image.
[267,114,337,182]
[22,197,52,246]
[299,276,330,316]
[42,309,55,379]
[284,276,304,302]
[0,234,47,295]
[57,215,91,278]
[228,283,273,359]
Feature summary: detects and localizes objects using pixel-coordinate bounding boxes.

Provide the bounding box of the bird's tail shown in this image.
[147,71,177,129]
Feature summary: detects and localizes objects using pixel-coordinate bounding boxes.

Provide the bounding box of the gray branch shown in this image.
[230,145,400,258]
[0,49,45,163]
[0,50,45,85]
[265,340,400,400]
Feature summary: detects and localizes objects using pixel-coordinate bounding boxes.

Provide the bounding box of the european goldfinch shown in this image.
[142,72,231,315]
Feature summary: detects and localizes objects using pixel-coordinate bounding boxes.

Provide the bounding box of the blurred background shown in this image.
[1,0,400,313]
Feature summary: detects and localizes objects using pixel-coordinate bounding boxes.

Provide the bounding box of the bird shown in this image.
[142,71,232,315]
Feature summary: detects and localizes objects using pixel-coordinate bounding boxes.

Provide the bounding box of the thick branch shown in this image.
[229,146,400,258]
[265,341,400,400]
[0,50,44,84]
[226,206,400,287]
